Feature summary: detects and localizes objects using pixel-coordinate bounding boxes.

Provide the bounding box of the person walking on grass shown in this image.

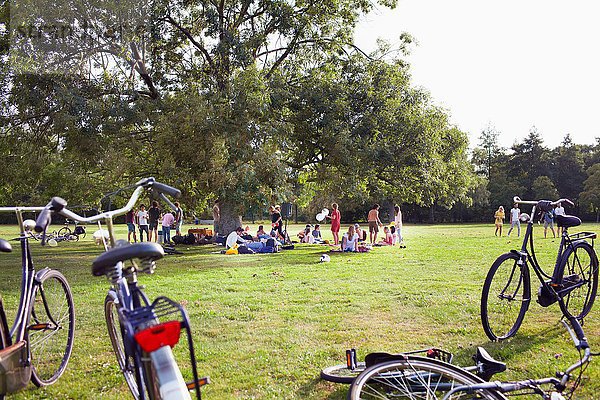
[494,206,505,237]
[394,204,405,247]
[367,204,383,244]
[507,203,521,237]
[325,203,341,245]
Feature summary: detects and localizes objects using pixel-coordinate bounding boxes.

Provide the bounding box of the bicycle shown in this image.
[0,205,75,398]
[481,197,598,341]
[57,219,87,240]
[321,313,593,399]
[35,177,207,400]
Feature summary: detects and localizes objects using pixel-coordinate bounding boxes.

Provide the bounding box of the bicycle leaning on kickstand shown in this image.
[0,206,75,399]
[481,196,598,341]
[35,177,208,400]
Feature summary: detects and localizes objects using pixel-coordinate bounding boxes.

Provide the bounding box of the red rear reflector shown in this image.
[134,321,182,353]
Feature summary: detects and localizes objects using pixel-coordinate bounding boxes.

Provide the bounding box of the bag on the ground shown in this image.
[172,235,184,244]
[237,245,255,254]
[183,233,196,245]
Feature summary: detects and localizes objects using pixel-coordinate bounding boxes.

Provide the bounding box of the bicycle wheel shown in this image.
[29,269,75,386]
[348,357,506,400]
[105,294,160,399]
[558,242,599,319]
[321,362,366,384]
[57,227,71,237]
[481,252,530,341]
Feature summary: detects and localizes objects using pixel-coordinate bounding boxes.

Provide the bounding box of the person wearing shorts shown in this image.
[125,208,137,243]
[367,204,383,244]
[542,207,556,238]
[148,201,161,242]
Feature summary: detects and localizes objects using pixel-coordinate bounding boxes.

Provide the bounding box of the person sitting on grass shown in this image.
[354,223,365,242]
[256,225,270,240]
[375,226,393,246]
[341,225,359,252]
[312,224,323,243]
[300,225,314,243]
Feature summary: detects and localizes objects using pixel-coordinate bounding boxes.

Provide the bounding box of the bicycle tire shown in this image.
[105,294,160,400]
[347,356,507,400]
[57,227,71,237]
[557,241,598,319]
[481,252,530,341]
[29,269,75,386]
[321,362,366,384]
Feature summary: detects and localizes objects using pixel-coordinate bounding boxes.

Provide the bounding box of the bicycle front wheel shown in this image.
[481,252,530,341]
[321,362,366,384]
[57,227,71,237]
[558,241,599,319]
[29,269,75,386]
[348,357,506,400]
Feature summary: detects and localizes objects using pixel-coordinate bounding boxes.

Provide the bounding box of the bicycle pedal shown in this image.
[187,376,210,390]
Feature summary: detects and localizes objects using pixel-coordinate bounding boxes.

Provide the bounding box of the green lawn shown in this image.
[0,222,598,399]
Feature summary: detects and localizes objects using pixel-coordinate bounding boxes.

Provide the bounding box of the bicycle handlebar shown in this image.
[513,196,574,207]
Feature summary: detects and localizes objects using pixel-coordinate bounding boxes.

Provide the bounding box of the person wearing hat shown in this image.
[354,223,365,242]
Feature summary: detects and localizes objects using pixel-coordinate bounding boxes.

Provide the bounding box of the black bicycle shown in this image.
[0,205,75,398]
[481,197,598,341]
[35,178,207,399]
[322,314,593,399]
[57,219,87,240]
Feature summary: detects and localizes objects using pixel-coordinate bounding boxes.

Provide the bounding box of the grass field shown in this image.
[0,222,598,399]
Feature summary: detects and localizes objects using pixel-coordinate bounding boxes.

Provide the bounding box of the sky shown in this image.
[354,0,600,150]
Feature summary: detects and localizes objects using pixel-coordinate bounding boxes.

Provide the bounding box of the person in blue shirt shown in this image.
[542,207,556,238]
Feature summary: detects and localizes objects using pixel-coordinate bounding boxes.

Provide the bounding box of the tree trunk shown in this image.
[219,199,243,236]
[429,204,435,223]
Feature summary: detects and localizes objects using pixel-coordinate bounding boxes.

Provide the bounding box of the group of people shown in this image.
[309,202,405,252]
[125,200,184,243]
[494,202,566,238]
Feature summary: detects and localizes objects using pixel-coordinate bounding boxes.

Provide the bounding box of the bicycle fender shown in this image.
[34,267,53,283]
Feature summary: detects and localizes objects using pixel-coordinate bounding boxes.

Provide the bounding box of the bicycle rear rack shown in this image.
[567,231,596,245]
[124,296,208,400]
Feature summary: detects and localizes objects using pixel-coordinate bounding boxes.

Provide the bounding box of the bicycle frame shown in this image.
[0,207,45,343]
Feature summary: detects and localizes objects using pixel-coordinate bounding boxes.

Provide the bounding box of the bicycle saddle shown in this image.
[0,239,12,253]
[474,347,506,381]
[556,215,581,228]
[92,242,164,276]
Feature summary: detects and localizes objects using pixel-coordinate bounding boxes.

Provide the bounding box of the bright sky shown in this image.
[354,0,600,150]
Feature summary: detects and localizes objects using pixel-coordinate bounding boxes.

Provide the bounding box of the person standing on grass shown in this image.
[270,205,283,238]
[393,204,404,246]
[326,203,341,245]
[555,202,565,236]
[542,206,556,238]
[174,201,184,236]
[507,203,521,237]
[212,200,220,236]
[367,204,383,244]
[137,204,150,242]
[161,210,175,244]
[494,206,505,237]
[125,208,137,243]
[148,201,161,242]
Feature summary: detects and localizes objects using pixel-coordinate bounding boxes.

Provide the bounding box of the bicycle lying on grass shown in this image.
[35,177,207,400]
[0,206,75,398]
[481,197,598,341]
[322,314,593,399]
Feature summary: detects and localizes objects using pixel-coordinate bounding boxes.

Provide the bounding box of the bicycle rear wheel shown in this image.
[29,269,75,386]
[105,294,160,400]
[481,252,530,341]
[558,241,598,319]
[347,357,506,400]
